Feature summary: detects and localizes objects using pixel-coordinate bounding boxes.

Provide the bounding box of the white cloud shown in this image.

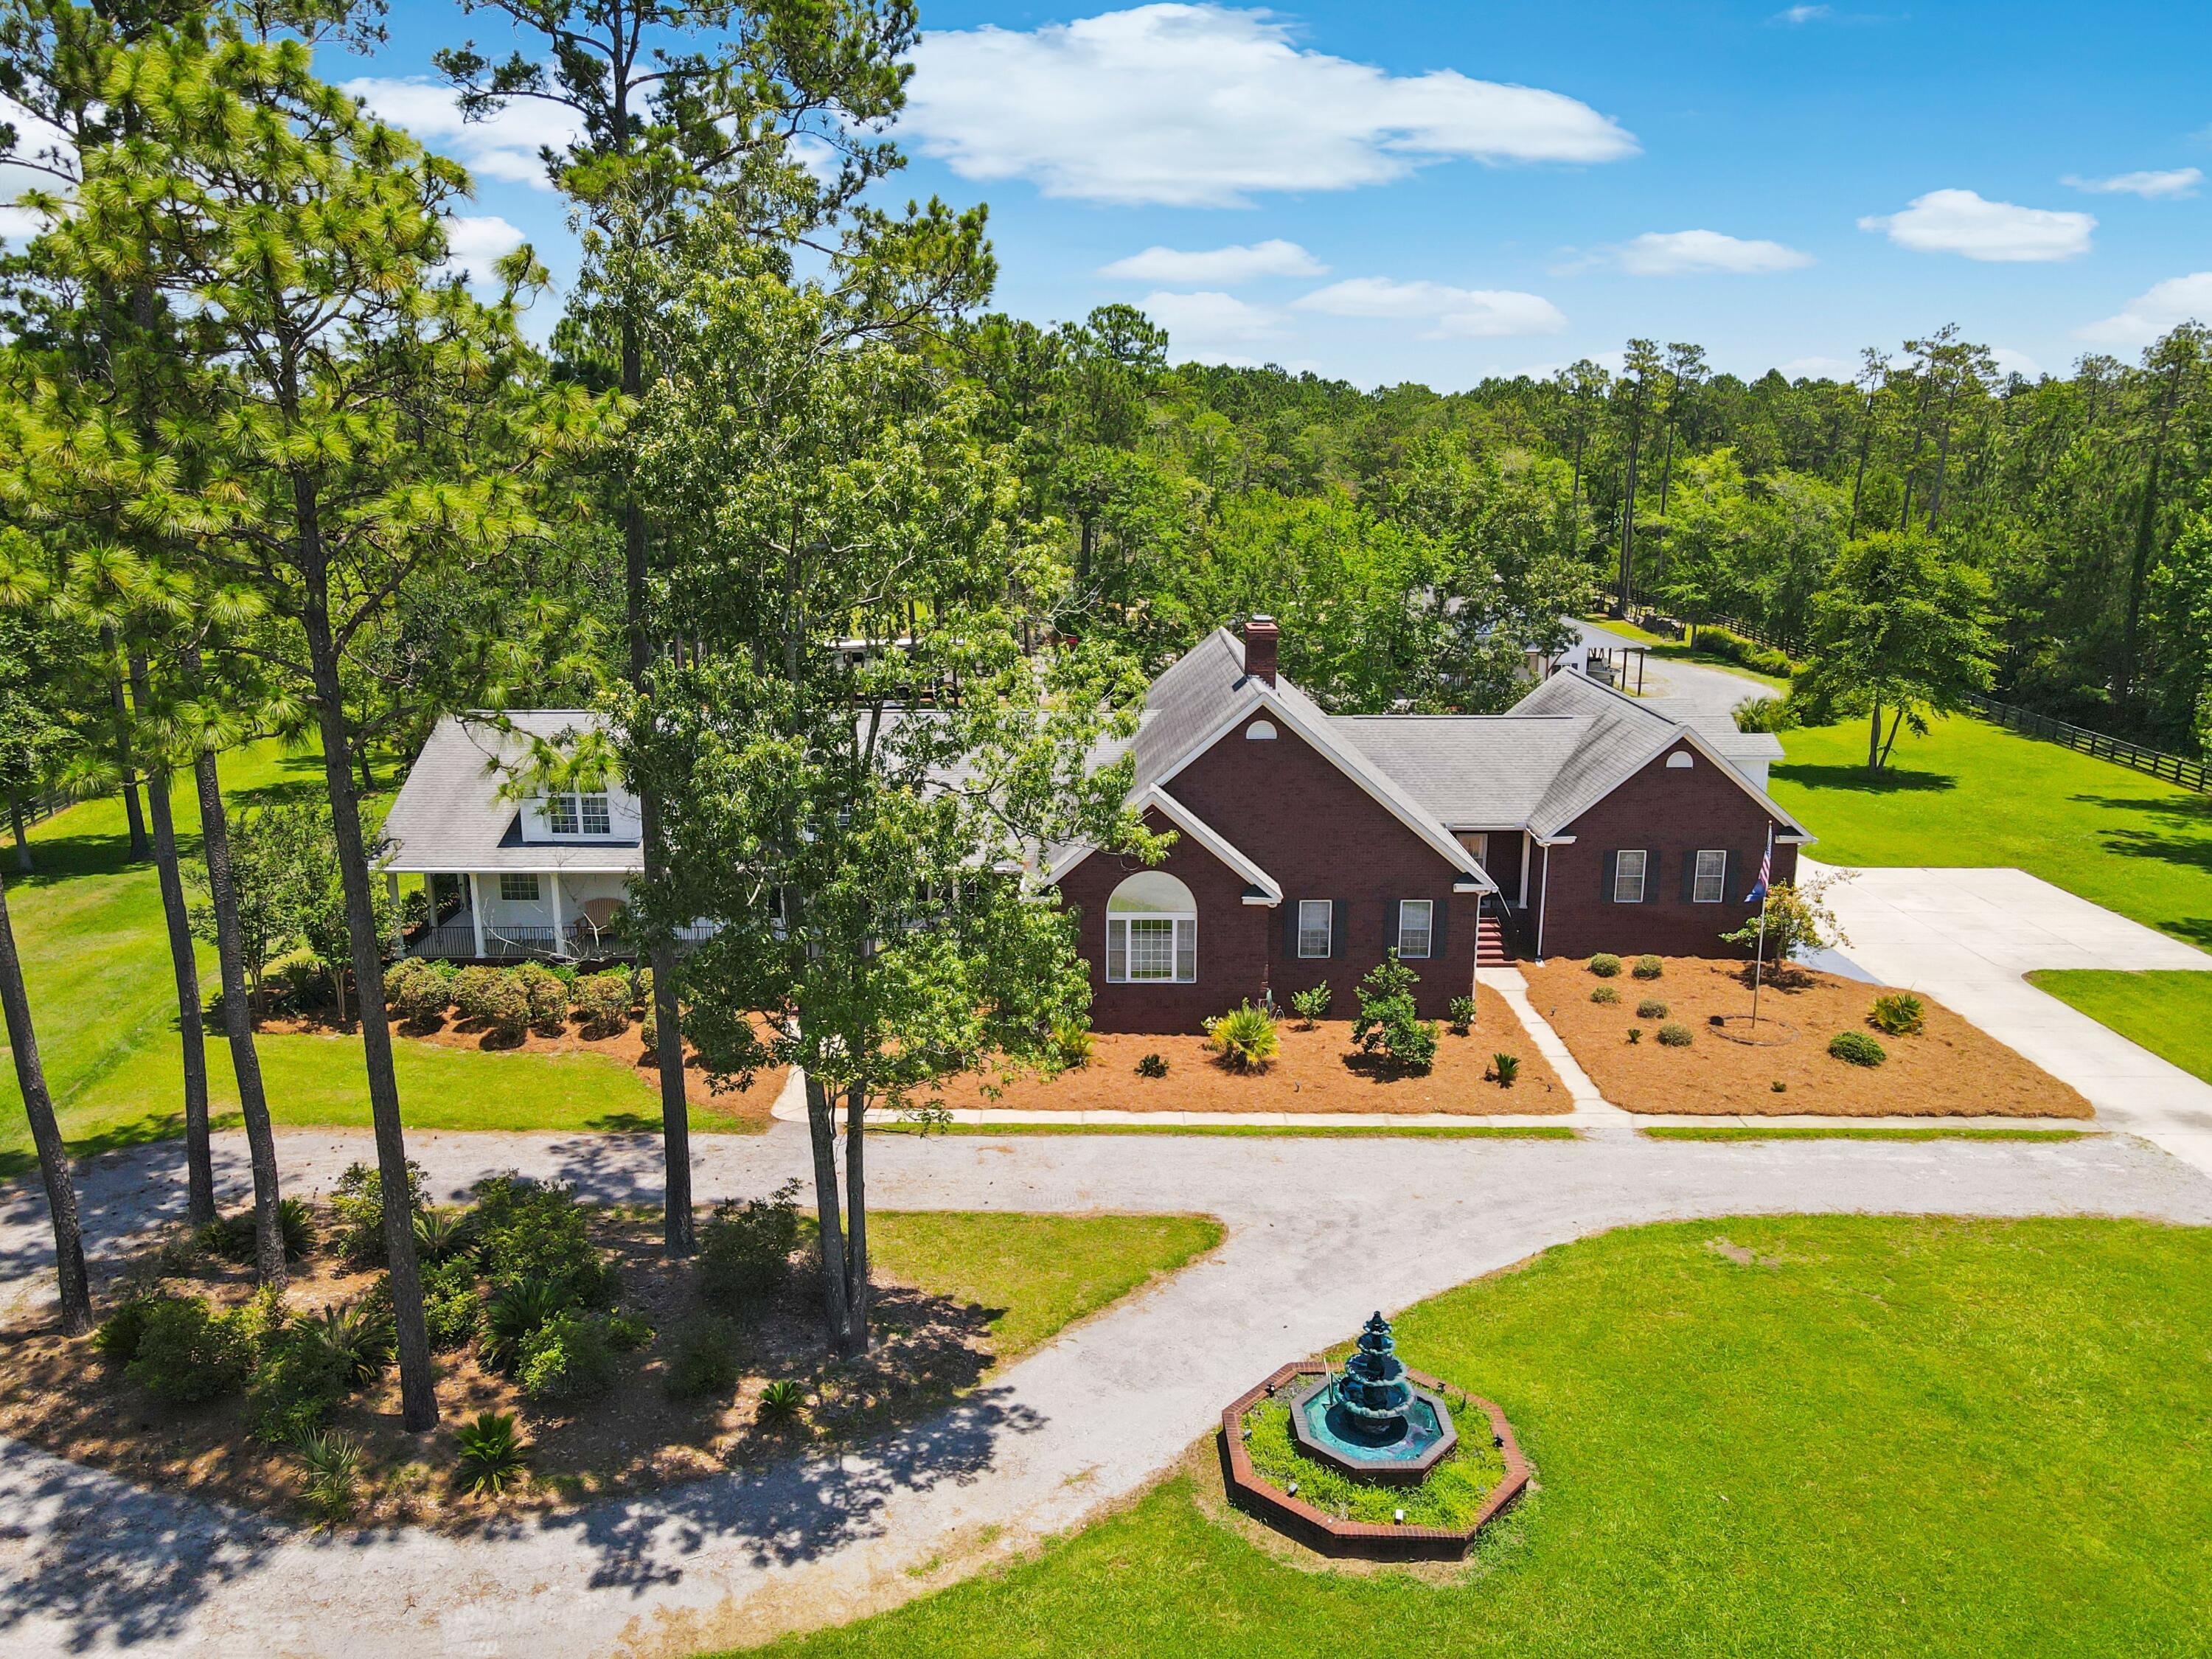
[1293,276,1566,338]
[1859,188,2094,262]
[344,77,581,189]
[1989,347,2043,379]
[1138,290,1285,351]
[904,4,1636,208]
[1099,239,1326,284]
[1772,4,1832,21]
[1614,229,1813,276]
[1777,355,1856,379]
[2078,273,2212,347]
[444,215,528,285]
[2062,167,2201,200]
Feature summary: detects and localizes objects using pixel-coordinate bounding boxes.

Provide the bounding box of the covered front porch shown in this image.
[389,869,691,962]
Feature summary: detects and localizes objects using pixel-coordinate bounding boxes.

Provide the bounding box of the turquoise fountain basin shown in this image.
[1287,1374,1460,1486]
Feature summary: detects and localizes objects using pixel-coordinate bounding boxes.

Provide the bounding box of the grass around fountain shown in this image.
[1239,1394,1503,1528]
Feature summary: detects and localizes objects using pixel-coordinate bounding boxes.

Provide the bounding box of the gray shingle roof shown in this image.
[381,712,643,874]
[1329,716,1585,827]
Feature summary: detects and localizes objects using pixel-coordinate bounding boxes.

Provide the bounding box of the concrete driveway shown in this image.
[3,1122,2208,1659]
[1569,619,1778,716]
[1807,859,2212,1174]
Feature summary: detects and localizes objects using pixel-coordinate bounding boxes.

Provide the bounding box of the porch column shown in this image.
[549,869,566,958]
[467,872,487,958]
[385,872,403,956]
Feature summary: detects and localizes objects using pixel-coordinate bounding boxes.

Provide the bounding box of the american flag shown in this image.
[1745,827,1773,905]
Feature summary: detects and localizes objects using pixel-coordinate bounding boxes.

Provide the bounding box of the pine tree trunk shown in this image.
[102,626,151,862]
[804,1073,852,1346]
[130,653,214,1228]
[0,869,91,1334]
[842,1081,869,1357]
[7,790,29,873]
[296,477,437,1431]
[190,731,288,1290]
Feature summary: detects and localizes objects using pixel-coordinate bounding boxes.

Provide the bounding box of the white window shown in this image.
[1396,899,1434,959]
[1298,899,1333,959]
[546,793,578,835]
[1613,850,1648,904]
[1105,870,1197,984]
[1692,849,1728,904]
[500,872,541,902]
[579,793,611,835]
[546,790,613,836]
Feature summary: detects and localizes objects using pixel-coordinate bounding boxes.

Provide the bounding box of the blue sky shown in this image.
[212,1,2212,386]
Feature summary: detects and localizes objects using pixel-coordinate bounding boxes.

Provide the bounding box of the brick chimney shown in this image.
[1243,615,1279,686]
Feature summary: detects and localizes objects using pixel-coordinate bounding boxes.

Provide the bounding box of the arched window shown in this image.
[1245,719,1278,740]
[1666,751,1694,769]
[1106,871,1197,984]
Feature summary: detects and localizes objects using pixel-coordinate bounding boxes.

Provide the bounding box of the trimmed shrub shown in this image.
[1870,992,1927,1037]
[571,970,630,1037]
[125,1295,255,1402]
[1587,953,1621,978]
[1446,995,1476,1036]
[1657,1023,1694,1047]
[1352,954,1439,1074]
[667,1317,743,1399]
[1590,984,1620,1005]
[1829,1030,1888,1067]
[1134,1052,1169,1079]
[518,1310,619,1402]
[383,956,451,1026]
[248,1325,355,1445]
[422,1256,483,1352]
[1206,1001,1281,1072]
[700,1179,801,1307]
[1636,998,1669,1020]
[512,960,570,1033]
[1291,984,1332,1027]
[453,1411,530,1496]
[94,1293,180,1368]
[330,1159,427,1264]
[199,1198,317,1265]
[1632,955,1664,980]
[470,1175,614,1309]
[452,965,529,1040]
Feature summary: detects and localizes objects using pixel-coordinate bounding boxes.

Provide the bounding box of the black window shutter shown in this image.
[1680,853,1697,904]
[1600,851,1617,903]
[1332,899,1348,958]
[1726,850,1742,905]
[1432,897,1448,959]
[1385,898,1401,953]
[1282,903,1298,957]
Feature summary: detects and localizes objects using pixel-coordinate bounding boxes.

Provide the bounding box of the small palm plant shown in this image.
[1205,1001,1281,1073]
[758,1378,807,1422]
[453,1411,531,1496]
[293,1427,365,1523]
[412,1206,470,1262]
[305,1301,397,1388]
[1491,1052,1520,1088]
[482,1280,565,1372]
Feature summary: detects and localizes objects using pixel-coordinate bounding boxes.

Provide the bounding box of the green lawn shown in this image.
[748,1216,2212,1659]
[1768,714,2212,948]
[866,1211,1223,1363]
[2026,970,2212,1083]
[1,744,730,1178]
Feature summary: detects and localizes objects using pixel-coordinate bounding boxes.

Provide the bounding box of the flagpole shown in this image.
[1750,824,1774,1028]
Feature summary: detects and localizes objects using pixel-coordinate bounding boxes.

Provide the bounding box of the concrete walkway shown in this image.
[4,1121,2208,1658]
[1807,860,2212,1175]
[1570,619,1778,715]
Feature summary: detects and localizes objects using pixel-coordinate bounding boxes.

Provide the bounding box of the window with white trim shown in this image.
[544,790,613,837]
[579,793,611,834]
[1298,899,1333,958]
[1397,899,1434,959]
[1105,870,1197,984]
[500,872,541,902]
[1613,849,1648,904]
[546,793,578,835]
[1691,849,1727,904]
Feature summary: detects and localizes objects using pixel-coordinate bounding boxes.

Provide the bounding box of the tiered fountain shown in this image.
[1286,1311,1459,1485]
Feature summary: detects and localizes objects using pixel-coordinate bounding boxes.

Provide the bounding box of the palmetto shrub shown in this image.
[1829,1030,1888,1067]
[1205,1001,1281,1072]
[411,1206,468,1262]
[304,1301,397,1388]
[453,1411,531,1496]
[1869,992,1927,1037]
[1491,1052,1521,1087]
[199,1198,317,1265]
[293,1427,365,1522]
[757,1378,807,1422]
[481,1279,567,1373]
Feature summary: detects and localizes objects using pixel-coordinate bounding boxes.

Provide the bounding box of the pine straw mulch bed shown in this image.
[260,1009,787,1124]
[1523,956,2093,1119]
[0,1202,989,1532]
[918,989,1570,1116]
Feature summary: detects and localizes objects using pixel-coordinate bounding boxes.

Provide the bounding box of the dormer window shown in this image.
[546,791,611,836]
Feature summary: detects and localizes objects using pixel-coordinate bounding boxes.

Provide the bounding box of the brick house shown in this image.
[1050,619,1813,1034]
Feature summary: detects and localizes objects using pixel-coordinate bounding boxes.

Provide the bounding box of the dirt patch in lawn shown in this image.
[918,989,1568,1116]
[263,1011,785,1124]
[1523,957,2091,1119]
[0,1203,984,1531]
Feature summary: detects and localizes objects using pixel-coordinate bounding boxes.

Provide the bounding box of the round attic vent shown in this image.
[1246,720,1279,740]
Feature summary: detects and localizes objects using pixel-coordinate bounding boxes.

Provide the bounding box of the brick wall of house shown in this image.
[1532,737,1801,961]
[1058,712,1479,1033]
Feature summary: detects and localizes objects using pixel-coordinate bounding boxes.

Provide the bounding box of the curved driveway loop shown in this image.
[3,1123,2208,1658]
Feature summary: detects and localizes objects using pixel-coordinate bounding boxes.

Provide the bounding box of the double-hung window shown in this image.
[1396,899,1434,960]
[1691,849,1728,904]
[1105,871,1197,984]
[1298,900,1334,959]
[500,872,541,902]
[578,792,611,835]
[545,791,613,836]
[1613,849,1648,904]
[545,793,579,835]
